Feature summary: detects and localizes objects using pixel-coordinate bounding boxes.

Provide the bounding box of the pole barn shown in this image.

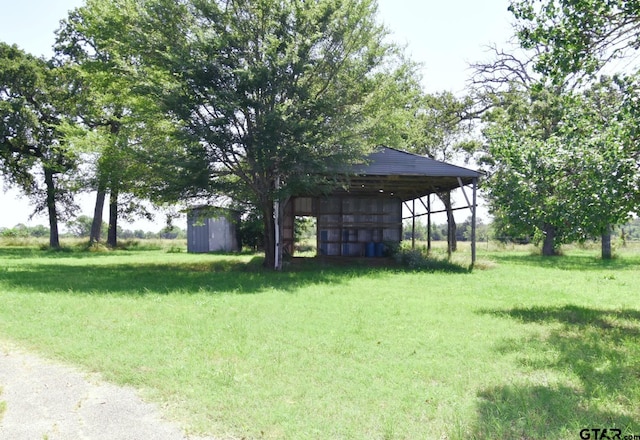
[280,147,483,265]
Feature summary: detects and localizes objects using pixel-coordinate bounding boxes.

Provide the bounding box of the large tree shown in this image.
[55,0,199,247]
[560,75,640,257]
[509,0,640,81]
[0,43,78,248]
[492,2,640,256]
[130,0,414,268]
[483,77,640,257]
[482,83,570,255]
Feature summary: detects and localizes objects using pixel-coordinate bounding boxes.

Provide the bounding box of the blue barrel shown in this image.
[365,242,375,257]
[375,242,385,257]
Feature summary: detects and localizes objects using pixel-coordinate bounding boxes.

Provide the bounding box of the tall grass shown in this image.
[0,244,639,439]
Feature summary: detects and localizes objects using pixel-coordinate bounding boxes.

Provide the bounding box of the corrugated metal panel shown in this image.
[187,218,210,253]
[187,208,239,253]
[207,218,239,252]
[314,195,402,257]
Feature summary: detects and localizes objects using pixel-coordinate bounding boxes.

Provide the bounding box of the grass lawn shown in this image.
[0,240,639,439]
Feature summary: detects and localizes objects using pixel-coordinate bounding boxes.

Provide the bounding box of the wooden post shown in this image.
[427,196,431,252]
[412,199,416,249]
[471,178,477,266]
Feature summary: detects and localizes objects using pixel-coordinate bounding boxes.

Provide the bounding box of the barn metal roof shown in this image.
[336,146,483,201]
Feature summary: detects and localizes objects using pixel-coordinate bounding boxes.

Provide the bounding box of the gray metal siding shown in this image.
[207,218,239,252]
[316,195,402,257]
[187,219,210,253]
[187,209,239,253]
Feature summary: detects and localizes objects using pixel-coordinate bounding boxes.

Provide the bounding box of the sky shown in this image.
[0,0,515,230]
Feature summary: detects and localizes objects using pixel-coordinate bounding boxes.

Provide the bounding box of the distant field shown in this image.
[0,240,638,439]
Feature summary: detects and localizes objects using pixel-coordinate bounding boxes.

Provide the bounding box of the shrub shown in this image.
[393,245,469,273]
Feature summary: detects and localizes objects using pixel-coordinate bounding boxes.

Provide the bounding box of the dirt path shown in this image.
[0,341,219,440]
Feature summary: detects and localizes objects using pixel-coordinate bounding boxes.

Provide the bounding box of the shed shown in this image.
[281,146,483,262]
[187,207,240,253]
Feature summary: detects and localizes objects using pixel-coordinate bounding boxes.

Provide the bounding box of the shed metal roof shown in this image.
[352,146,481,178]
[335,146,482,201]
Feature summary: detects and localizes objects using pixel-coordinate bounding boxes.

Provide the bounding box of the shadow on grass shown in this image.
[490,253,640,271]
[0,246,161,260]
[0,253,403,296]
[0,247,472,296]
[290,255,471,274]
[473,305,640,439]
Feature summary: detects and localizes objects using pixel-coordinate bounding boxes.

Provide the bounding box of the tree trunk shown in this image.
[107,188,118,248]
[438,192,457,256]
[89,186,106,244]
[542,223,556,256]
[102,118,121,248]
[446,204,457,254]
[601,224,612,260]
[262,200,276,269]
[44,167,60,249]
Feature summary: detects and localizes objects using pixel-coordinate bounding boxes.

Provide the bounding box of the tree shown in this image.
[55,0,199,248]
[483,97,572,255]
[132,0,414,268]
[483,77,640,257]
[555,75,640,258]
[66,214,108,238]
[407,91,482,256]
[479,5,640,257]
[509,0,640,81]
[0,43,78,249]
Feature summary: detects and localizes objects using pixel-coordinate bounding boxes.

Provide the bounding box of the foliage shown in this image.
[473,6,640,258]
[65,215,102,238]
[393,244,469,272]
[119,0,418,268]
[0,43,79,248]
[411,92,481,161]
[402,217,490,242]
[294,216,316,242]
[509,0,640,81]
[619,217,640,243]
[237,206,265,251]
[55,0,206,247]
[456,216,490,242]
[406,91,483,253]
[0,224,48,238]
[402,219,432,241]
[482,74,640,256]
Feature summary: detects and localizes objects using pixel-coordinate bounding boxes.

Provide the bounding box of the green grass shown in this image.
[0,242,639,439]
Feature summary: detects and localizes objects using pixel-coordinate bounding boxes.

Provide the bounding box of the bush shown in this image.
[0,226,29,238]
[393,245,469,273]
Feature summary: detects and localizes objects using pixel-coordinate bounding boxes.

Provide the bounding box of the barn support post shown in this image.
[412,199,416,249]
[403,199,417,249]
[414,196,432,252]
[471,177,477,266]
[457,177,478,267]
[427,196,431,252]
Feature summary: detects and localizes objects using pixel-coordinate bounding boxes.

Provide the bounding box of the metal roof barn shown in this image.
[281,147,483,265]
[337,146,481,198]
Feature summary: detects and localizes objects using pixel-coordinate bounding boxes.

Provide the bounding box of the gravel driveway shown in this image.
[0,341,219,440]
